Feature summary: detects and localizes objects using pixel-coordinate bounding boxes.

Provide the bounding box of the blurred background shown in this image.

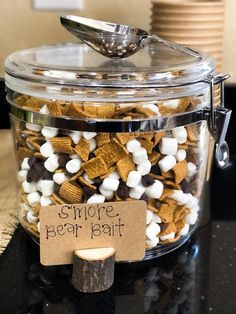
[0,0,235,81]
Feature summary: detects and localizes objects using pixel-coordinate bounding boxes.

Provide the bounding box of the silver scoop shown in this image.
[60,15,200,59]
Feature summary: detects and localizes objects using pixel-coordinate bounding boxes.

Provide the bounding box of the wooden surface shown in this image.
[0,130,18,254]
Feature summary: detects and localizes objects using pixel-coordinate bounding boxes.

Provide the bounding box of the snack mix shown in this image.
[14,95,206,250]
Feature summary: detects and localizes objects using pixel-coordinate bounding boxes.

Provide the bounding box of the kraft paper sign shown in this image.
[40,200,147,266]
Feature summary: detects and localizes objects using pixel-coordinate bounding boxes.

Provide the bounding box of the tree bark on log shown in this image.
[72,247,115,293]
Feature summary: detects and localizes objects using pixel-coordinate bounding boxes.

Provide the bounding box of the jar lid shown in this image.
[5,41,214,88]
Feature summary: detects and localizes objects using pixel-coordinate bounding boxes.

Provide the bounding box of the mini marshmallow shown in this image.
[145,180,164,199]
[87,194,105,204]
[146,222,161,240]
[107,171,120,180]
[70,154,79,159]
[175,149,186,162]
[83,132,97,140]
[172,126,188,144]
[146,210,154,225]
[170,190,184,203]
[21,158,30,170]
[83,173,95,184]
[39,105,49,115]
[160,232,175,241]
[178,193,192,206]
[53,172,68,185]
[137,160,152,176]
[102,178,120,191]
[26,210,38,224]
[40,196,53,207]
[186,195,198,209]
[191,205,200,213]
[41,126,58,139]
[27,192,41,207]
[129,184,146,200]
[18,170,28,182]
[187,162,197,177]
[22,181,37,193]
[66,158,81,174]
[126,171,142,188]
[159,137,178,155]
[99,186,114,201]
[69,131,82,145]
[89,138,97,152]
[132,147,148,164]
[126,139,141,153]
[142,103,160,115]
[185,211,198,225]
[158,155,176,172]
[40,180,54,197]
[40,142,54,158]
[146,237,159,248]
[153,213,162,224]
[44,154,59,172]
[162,99,179,109]
[25,122,42,132]
[180,224,190,236]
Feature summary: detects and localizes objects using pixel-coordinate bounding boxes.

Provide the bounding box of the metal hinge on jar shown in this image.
[203,74,231,169]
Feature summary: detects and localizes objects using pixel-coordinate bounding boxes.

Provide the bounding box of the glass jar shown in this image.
[5,41,231,260]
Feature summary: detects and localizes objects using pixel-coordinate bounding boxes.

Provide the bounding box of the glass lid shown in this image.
[5,41,214,88]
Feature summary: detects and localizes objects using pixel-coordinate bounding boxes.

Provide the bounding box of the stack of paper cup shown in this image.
[150,0,225,72]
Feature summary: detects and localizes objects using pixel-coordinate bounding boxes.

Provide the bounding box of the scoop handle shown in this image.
[147,34,202,59]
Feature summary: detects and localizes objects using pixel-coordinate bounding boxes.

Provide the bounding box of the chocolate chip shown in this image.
[117,184,129,200]
[89,153,95,159]
[33,161,44,174]
[27,170,36,182]
[83,186,96,199]
[156,200,162,209]
[27,169,41,182]
[58,154,70,168]
[54,183,60,194]
[64,170,73,177]
[150,164,161,175]
[41,169,53,180]
[28,156,37,167]
[140,193,148,202]
[180,179,191,193]
[93,177,103,186]
[141,175,155,187]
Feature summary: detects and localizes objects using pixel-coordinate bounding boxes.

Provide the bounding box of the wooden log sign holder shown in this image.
[72,247,116,293]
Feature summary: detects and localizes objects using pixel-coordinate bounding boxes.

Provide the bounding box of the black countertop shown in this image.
[0,220,235,314]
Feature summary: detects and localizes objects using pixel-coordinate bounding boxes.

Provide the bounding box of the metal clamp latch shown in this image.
[203,74,232,168]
